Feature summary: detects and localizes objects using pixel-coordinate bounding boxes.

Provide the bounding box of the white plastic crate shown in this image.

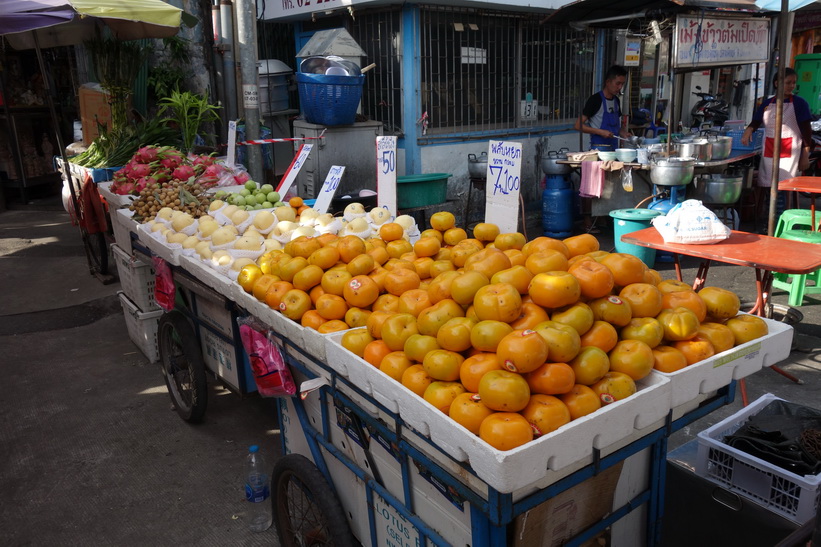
[324,332,671,494]
[653,316,793,407]
[696,393,821,524]
[112,244,159,313]
[118,291,163,363]
[110,208,138,254]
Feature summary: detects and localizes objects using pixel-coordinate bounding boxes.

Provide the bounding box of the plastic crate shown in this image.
[112,244,159,312]
[296,72,364,126]
[110,208,137,255]
[696,393,821,524]
[118,291,163,363]
[728,128,764,151]
[397,173,450,208]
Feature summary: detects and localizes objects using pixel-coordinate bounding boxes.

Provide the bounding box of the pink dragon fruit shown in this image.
[192,154,216,167]
[137,146,159,163]
[135,176,158,193]
[115,182,136,195]
[233,171,251,185]
[128,162,153,180]
[172,165,196,181]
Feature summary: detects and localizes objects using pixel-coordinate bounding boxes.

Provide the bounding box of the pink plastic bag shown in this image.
[238,318,296,397]
[152,257,176,311]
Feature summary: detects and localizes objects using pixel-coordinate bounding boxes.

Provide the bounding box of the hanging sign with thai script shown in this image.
[674,16,770,68]
[485,140,522,234]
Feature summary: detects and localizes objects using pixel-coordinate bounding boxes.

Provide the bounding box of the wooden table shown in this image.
[778,176,821,231]
[620,227,821,402]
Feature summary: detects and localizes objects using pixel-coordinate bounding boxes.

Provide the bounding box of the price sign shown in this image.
[376,136,397,216]
[226,120,238,167]
[276,144,313,198]
[484,140,522,233]
[313,165,345,213]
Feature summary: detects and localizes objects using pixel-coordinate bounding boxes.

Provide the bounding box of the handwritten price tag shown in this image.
[376,136,397,216]
[226,120,238,167]
[276,144,313,198]
[484,140,522,233]
[314,165,345,213]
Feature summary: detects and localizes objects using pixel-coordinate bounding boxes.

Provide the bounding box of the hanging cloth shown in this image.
[758,97,802,188]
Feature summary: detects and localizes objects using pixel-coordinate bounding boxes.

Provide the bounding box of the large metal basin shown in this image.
[692,174,743,204]
[708,136,733,160]
[674,138,712,161]
[468,152,488,178]
[650,157,696,186]
[540,149,572,175]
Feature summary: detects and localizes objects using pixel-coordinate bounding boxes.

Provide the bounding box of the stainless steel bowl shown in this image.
[540,149,572,175]
[708,136,733,160]
[674,138,712,162]
[468,153,488,178]
[692,174,743,203]
[650,157,696,186]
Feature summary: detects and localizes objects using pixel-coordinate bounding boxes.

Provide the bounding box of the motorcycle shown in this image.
[690,86,730,129]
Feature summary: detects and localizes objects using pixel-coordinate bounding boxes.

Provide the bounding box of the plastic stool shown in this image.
[774,209,821,237]
[772,229,821,306]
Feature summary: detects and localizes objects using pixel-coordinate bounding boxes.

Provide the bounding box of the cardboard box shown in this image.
[78,83,113,145]
[513,461,624,547]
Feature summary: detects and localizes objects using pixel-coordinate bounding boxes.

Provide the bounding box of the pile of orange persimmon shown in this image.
[236,211,768,451]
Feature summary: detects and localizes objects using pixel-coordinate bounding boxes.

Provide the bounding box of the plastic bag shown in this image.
[651,199,731,244]
[237,317,296,397]
[152,257,176,311]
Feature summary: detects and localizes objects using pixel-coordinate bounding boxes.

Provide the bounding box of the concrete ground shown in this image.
[0,192,819,545]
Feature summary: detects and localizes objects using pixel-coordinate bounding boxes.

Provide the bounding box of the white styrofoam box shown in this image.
[230,287,307,349]
[696,393,821,524]
[324,332,671,494]
[111,208,138,254]
[178,255,233,295]
[97,180,135,209]
[135,223,181,266]
[654,316,793,408]
[118,291,163,363]
[111,243,159,313]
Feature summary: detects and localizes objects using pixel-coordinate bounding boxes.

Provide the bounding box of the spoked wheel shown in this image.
[82,228,109,275]
[272,454,356,547]
[158,311,207,423]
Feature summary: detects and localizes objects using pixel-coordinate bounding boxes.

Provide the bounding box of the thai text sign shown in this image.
[485,140,522,233]
[674,16,769,68]
[314,165,345,213]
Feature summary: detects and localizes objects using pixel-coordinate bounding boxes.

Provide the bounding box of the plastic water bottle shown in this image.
[245,445,272,532]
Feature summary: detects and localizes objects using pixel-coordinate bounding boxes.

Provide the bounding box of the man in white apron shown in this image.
[741,68,813,188]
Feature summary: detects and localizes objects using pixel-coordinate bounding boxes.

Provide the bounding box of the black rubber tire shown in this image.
[83,229,109,275]
[272,454,356,547]
[158,311,207,423]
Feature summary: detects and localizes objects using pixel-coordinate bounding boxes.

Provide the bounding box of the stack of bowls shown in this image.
[615,148,638,163]
[597,150,617,161]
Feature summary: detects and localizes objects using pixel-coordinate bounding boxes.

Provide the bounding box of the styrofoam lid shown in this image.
[258,59,293,75]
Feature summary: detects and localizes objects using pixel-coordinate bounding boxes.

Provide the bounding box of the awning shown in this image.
[545,0,764,26]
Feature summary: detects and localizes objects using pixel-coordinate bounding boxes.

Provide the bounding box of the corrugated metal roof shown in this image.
[545,0,763,26]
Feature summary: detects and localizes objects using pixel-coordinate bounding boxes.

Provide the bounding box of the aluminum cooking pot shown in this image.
[692,174,743,204]
[650,157,696,187]
[468,152,488,179]
[674,138,712,162]
[540,148,572,175]
[707,135,733,160]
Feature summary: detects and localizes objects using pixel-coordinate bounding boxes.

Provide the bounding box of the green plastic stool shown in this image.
[774,209,821,237]
[772,229,821,306]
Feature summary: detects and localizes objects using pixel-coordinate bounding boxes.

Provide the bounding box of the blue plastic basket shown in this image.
[296,72,364,126]
[728,128,764,151]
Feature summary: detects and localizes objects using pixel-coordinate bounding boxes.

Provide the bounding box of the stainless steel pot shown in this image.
[468,152,488,179]
[540,148,572,175]
[692,174,743,204]
[650,157,696,186]
[707,136,733,160]
[674,138,712,162]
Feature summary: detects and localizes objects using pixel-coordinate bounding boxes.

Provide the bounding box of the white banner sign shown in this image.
[376,136,397,216]
[276,144,313,198]
[674,16,770,68]
[314,166,345,213]
[485,140,522,234]
[227,120,238,167]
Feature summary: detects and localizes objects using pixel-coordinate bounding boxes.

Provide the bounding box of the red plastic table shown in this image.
[621,227,821,404]
[778,176,821,231]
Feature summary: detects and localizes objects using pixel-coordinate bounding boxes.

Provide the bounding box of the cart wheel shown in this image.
[272,454,356,547]
[158,311,207,423]
[83,229,109,275]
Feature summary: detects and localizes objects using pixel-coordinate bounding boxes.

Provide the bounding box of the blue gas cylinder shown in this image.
[542,185,575,238]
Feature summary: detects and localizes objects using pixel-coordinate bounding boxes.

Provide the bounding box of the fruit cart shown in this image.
[116,205,794,546]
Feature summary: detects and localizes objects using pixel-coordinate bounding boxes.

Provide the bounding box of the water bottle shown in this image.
[245,445,272,532]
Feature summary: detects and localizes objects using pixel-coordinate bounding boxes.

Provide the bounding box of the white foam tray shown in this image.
[324,332,671,494]
[135,224,181,266]
[178,255,233,296]
[229,285,307,349]
[653,316,793,408]
[97,181,135,209]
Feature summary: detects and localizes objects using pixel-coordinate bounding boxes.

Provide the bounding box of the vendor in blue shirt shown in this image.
[741,67,813,187]
[574,65,632,151]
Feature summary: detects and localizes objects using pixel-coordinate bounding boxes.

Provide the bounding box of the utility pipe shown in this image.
[235,0,263,182]
[220,0,238,123]
[768,4,792,237]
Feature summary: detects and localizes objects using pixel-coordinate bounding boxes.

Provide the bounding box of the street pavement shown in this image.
[0,204,819,545]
